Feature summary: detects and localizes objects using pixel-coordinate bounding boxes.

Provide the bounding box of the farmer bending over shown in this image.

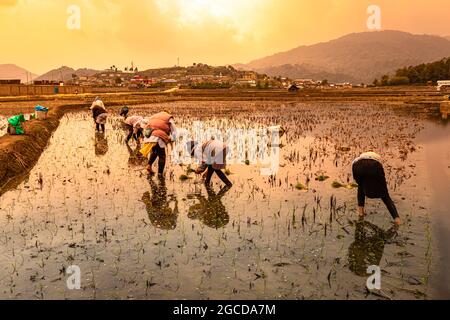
[90,98,108,132]
[120,106,129,119]
[352,152,401,226]
[124,116,147,143]
[144,111,177,175]
[188,139,233,187]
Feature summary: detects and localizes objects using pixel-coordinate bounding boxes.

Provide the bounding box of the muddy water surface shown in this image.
[0,101,447,299]
[416,122,450,299]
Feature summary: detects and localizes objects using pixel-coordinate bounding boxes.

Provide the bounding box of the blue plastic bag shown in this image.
[35,105,49,112]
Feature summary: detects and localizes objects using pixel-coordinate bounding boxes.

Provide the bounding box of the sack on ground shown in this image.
[7,114,26,135]
[35,105,49,120]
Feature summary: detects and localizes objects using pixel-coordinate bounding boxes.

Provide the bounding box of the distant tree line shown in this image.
[373,57,450,86]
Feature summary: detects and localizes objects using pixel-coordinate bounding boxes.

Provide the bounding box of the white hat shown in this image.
[353,152,382,165]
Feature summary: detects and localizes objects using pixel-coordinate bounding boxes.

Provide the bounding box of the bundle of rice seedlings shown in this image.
[315,174,329,182]
[179,174,191,181]
[331,181,344,188]
[295,182,308,191]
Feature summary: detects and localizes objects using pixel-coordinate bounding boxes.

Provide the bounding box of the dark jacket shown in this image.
[352,158,389,200]
[92,106,106,120]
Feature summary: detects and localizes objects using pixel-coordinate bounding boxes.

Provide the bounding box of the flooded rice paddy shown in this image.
[0,101,448,300]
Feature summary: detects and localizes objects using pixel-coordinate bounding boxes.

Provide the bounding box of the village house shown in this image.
[130,75,155,86]
[241,72,258,81]
[334,82,352,89]
[234,79,257,87]
[33,80,60,85]
[294,79,318,88]
[0,79,21,85]
[288,84,300,92]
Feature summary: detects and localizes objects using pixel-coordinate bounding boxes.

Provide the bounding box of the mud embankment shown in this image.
[0,104,88,194]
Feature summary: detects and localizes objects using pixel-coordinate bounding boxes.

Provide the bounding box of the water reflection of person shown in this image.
[188,185,231,229]
[348,220,398,276]
[126,144,147,167]
[94,131,108,156]
[142,176,178,230]
[90,98,108,133]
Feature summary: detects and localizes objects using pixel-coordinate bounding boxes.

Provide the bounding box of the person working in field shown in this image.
[119,106,129,119]
[352,152,401,226]
[188,139,233,187]
[124,115,147,144]
[143,111,177,176]
[90,98,108,132]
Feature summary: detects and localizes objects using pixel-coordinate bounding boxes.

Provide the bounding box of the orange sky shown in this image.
[1,0,450,74]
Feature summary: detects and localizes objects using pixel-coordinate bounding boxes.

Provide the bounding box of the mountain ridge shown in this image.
[0,64,38,83]
[35,66,101,82]
[238,30,450,83]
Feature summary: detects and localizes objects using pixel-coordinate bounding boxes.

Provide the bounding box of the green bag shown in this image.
[7,114,26,135]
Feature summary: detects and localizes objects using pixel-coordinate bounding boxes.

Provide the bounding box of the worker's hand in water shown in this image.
[194,169,207,180]
[195,164,208,175]
[358,206,366,217]
[194,171,207,180]
[394,218,402,226]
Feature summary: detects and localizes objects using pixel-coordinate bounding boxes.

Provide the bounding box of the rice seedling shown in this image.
[295,182,308,191]
[179,174,191,181]
[331,181,344,188]
[315,174,329,182]
[346,182,359,189]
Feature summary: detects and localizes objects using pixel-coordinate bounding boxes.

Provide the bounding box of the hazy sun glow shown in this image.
[1,0,450,74]
[155,0,247,24]
[153,0,267,43]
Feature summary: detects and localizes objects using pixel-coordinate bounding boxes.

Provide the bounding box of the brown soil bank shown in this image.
[0,104,87,194]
